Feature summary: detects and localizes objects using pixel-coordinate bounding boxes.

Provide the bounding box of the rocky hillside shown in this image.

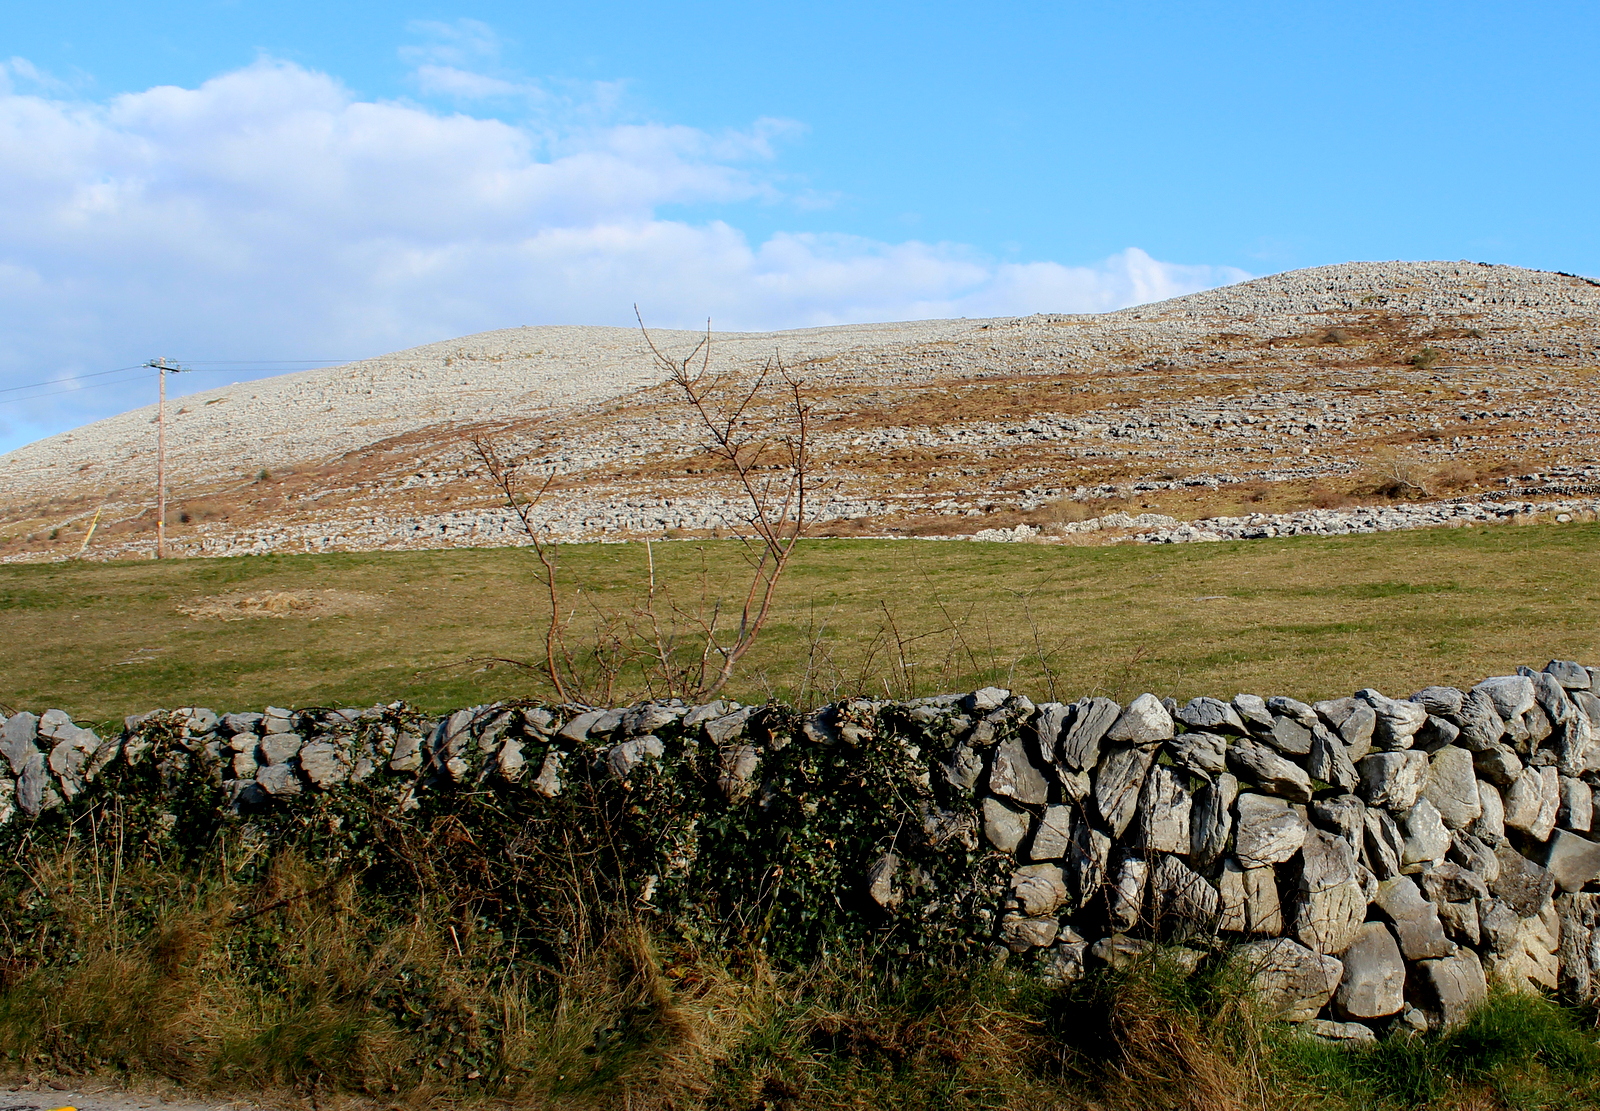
[3,260,1599,559]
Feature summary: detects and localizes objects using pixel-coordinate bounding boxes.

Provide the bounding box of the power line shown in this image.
[0,360,359,407]
[0,364,146,396]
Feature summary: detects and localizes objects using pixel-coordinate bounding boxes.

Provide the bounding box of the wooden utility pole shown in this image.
[145,358,183,558]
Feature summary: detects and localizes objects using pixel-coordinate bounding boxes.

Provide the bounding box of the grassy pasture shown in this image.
[3,518,1598,723]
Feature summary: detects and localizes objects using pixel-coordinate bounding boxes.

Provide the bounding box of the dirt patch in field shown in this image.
[177,588,382,621]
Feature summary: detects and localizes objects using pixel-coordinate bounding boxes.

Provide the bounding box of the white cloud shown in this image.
[0,57,1248,452]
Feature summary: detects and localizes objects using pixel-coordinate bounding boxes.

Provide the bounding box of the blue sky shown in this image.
[1,1,1597,452]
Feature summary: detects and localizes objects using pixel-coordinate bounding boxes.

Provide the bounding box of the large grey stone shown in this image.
[1312,794,1366,857]
[1166,731,1228,778]
[1490,844,1556,916]
[1475,675,1537,724]
[1228,738,1313,803]
[389,731,424,773]
[1139,764,1191,854]
[607,735,665,779]
[1473,744,1522,786]
[1414,715,1461,751]
[1188,772,1237,869]
[1028,805,1075,861]
[1069,822,1111,909]
[1447,830,1500,885]
[1401,798,1451,867]
[259,731,303,766]
[1265,715,1314,757]
[1104,693,1174,745]
[47,728,101,799]
[1544,829,1600,893]
[1356,750,1430,812]
[1032,701,1071,755]
[1333,921,1406,1019]
[1471,780,1507,846]
[1417,861,1490,905]
[1268,696,1319,727]
[1152,852,1219,932]
[1009,863,1068,917]
[1533,766,1562,840]
[1236,793,1306,867]
[1094,743,1157,838]
[1232,693,1277,734]
[1219,857,1285,935]
[1059,696,1120,770]
[1421,747,1482,830]
[1454,688,1507,751]
[1411,686,1466,719]
[1546,660,1592,690]
[1316,698,1377,759]
[297,741,351,788]
[1420,947,1488,1027]
[1292,829,1368,954]
[1307,1019,1379,1045]
[1373,875,1453,960]
[990,735,1051,805]
[254,761,301,796]
[716,743,761,801]
[1307,725,1358,791]
[1560,775,1593,832]
[16,750,47,815]
[999,914,1059,952]
[982,796,1029,853]
[558,709,607,742]
[1176,696,1245,734]
[942,741,985,792]
[1106,851,1148,932]
[0,712,39,775]
[1357,689,1427,749]
[531,750,564,797]
[1235,938,1344,1021]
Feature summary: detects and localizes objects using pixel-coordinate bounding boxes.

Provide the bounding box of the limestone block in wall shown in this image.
[1447,830,1500,884]
[1188,773,1237,870]
[1472,744,1522,787]
[1008,863,1068,918]
[1556,893,1595,1001]
[1421,747,1482,829]
[1419,947,1488,1027]
[1104,693,1174,745]
[1454,688,1507,751]
[1028,805,1074,861]
[1059,696,1120,771]
[1545,660,1593,690]
[1151,853,1219,932]
[1401,799,1451,867]
[990,734,1050,805]
[1000,914,1059,952]
[1362,807,1405,879]
[1106,851,1148,933]
[1231,693,1276,736]
[982,796,1028,853]
[1559,776,1593,832]
[1268,696,1319,729]
[1489,845,1557,917]
[1307,726,1358,792]
[1235,937,1344,1021]
[1069,823,1111,910]
[1475,675,1537,724]
[1264,715,1314,757]
[0,712,39,777]
[1333,921,1406,1019]
[1175,696,1245,734]
[1543,829,1600,893]
[1471,780,1507,845]
[1167,731,1228,778]
[297,740,351,788]
[868,853,902,911]
[1228,739,1313,803]
[608,735,665,780]
[1373,875,1454,960]
[1357,689,1427,750]
[1311,794,1365,858]
[1139,765,1191,855]
[1094,743,1157,838]
[1488,902,1560,993]
[1410,685,1466,721]
[254,761,301,796]
[1315,697,1377,759]
[942,741,985,793]
[531,750,564,798]
[1236,793,1306,867]
[1291,829,1368,954]
[1356,750,1430,812]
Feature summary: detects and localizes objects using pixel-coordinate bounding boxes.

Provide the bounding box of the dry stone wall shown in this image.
[6,659,1600,1043]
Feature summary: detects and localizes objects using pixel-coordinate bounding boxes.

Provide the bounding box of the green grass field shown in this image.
[3,519,1598,724]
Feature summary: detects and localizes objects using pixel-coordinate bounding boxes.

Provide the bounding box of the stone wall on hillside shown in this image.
[5,660,1600,1045]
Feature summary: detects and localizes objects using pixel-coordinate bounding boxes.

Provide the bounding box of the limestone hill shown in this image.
[3,260,1599,560]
